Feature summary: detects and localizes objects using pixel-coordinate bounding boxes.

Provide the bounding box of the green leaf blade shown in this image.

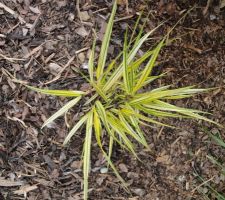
[26,85,85,97]
[96,1,117,81]
[63,114,88,146]
[42,96,82,129]
[83,110,93,200]
[88,38,96,83]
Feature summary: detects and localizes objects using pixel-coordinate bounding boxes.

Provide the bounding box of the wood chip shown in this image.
[29,6,41,14]
[0,177,24,187]
[156,154,170,164]
[75,26,89,37]
[14,185,38,196]
[48,62,63,75]
[80,11,90,21]
[0,2,26,23]
[119,163,128,173]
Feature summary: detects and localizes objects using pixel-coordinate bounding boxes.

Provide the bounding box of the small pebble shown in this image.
[100,167,108,174]
[132,188,145,197]
[210,14,216,20]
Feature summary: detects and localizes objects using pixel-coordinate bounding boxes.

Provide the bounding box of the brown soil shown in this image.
[0,0,224,199]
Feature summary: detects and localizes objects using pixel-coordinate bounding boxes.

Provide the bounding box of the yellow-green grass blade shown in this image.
[93,106,114,166]
[144,100,208,114]
[93,107,102,147]
[133,39,165,93]
[118,111,148,147]
[123,28,131,94]
[121,107,173,128]
[207,132,225,148]
[108,132,114,166]
[110,108,147,147]
[42,96,81,129]
[128,22,165,65]
[136,104,183,118]
[207,155,225,172]
[131,12,150,50]
[83,110,93,200]
[127,109,148,148]
[96,0,117,80]
[94,106,113,163]
[150,85,172,92]
[161,95,193,100]
[63,114,88,146]
[84,93,98,106]
[95,101,111,132]
[26,85,85,97]
[129,50,154,72]
[130,87,208,105]
[92,118,129,193]
[140,73,167,88]
[100,51,123,84]
[145,100,220,126]
[88,38,96,83]
[128,11,142,48]
[102,49,150,93]
[91,82,108,101]
[107,113,138,158]
[103,23,164,93]
[95,102,130,153]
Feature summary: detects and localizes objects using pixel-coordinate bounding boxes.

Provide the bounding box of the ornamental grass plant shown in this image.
[26,1,219,199]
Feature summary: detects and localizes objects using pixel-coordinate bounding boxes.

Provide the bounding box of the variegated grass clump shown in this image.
[27,2,218,199]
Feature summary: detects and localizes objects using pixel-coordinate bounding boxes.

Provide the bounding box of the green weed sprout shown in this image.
[26,1,218,199]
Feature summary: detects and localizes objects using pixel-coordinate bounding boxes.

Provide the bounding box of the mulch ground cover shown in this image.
[0,0,224,199]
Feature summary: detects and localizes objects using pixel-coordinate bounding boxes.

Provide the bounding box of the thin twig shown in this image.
[0,53,25,62]
[76,0,83,23]
[0,2,26,24]
[191,176,215,193]
[44,56,75,85]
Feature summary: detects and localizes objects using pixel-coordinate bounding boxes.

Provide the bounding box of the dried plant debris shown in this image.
[0,0,224,199]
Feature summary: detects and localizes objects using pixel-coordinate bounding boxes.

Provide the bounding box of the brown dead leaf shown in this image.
[29,6,41,14]
[131,188,146,197]
[75,26,89,37]
[50,169,59,179]
[119,163,128,173]
[78,52,85,62]
[48,62,62,75]
[57,0,67,8]
[80,11,90,21]
[14,185,38,196]
[34,178,54,187]
[166,2,177,15]
[156,154,170,164]
[220,0,225,8]
[117,0,127,5]
[183,44,202,54]
[0,177,24,187]
[71,160,82,169]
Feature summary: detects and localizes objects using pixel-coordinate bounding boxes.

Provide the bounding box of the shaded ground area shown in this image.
[0,0,225,199]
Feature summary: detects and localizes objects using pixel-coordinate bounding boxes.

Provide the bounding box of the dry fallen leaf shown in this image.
[48,62,62,75]
[119,163,128,173]
[78,52,85,62]
[220,0,225,8]
[156,154,170,164]
[0,177,24,187]
[29,6,41,14]
[131,188,146,197]
[80,11,90,21]
[75,26,89,37]
[71,160,82,169]
[14,185,38,196]
[34,178,54,187]
[117,0,127,5]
